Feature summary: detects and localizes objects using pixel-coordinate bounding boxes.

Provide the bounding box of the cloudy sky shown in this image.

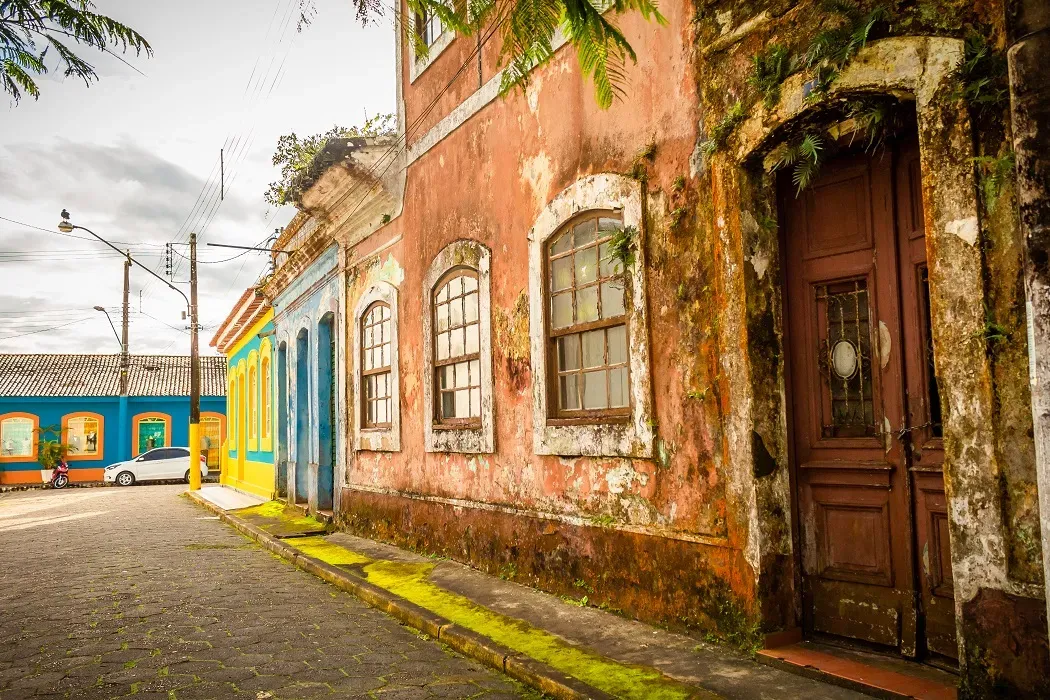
[0,0,395,356]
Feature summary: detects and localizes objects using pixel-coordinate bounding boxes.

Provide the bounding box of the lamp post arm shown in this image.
[100,311,122,349]
[71,224,190,310]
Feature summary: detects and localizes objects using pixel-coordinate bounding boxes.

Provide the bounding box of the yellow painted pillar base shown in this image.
[219,439,228,485]
[189,422,202,491]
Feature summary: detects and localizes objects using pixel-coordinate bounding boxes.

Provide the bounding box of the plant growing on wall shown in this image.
[700,100,746,155]
[607,224,639,268]
[803,0,888,96]
[34,424,68,470]
[974,149,1016,214]
[748,44,795,109]
[264,113,396,207]
[950,32,1008,116]
[769,96,907,196]
[769,132,824,194]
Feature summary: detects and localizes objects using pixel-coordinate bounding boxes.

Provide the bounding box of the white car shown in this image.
[104,447,209,487]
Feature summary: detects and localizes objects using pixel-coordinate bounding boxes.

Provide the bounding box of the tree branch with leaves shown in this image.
[265,114,397,207]
[349,0,665,109]
[1,0,151,103]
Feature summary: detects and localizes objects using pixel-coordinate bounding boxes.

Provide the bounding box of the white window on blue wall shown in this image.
[0,413,35,459]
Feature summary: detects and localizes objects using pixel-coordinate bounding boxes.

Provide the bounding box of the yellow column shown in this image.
[219,438,228,485]
[189,422,201,490]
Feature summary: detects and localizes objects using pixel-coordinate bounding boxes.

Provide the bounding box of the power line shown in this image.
[0,318,91,341]
[147,0,303,301]
[295,1,512,248]
[0,215,155,246]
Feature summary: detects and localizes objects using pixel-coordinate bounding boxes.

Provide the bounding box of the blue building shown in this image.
[0,354,226,485]
[266,230,343,515]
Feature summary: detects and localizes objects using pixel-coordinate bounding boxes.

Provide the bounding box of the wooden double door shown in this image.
[782,135,958,663]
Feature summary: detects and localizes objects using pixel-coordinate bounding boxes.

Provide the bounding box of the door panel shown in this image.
[895,142,957,662]
[785,145,917,655]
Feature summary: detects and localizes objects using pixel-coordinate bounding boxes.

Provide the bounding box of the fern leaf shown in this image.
[798,133,823,161]
[793,158,820,194]
[1,56,41,102]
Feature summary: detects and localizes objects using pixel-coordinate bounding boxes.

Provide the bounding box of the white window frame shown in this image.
[408,3,454,83]
[353,281,401,452]
[423,240,494,454]
[528,173,654,458]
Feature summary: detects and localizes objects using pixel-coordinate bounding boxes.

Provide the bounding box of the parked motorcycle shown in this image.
[50,460,70,489]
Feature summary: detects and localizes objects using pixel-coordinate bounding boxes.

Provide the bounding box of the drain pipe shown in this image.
[1009,0,1050,634]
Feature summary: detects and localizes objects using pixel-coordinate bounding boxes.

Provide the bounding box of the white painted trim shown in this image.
[405,29,572,166]
[527,174,654,458]
[352,282,402,452]
[407,71,501,164]
[422,240,495,454]
[408,22,454,83]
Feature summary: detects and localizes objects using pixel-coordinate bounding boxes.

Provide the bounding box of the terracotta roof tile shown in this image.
[211,286,271,354]
[0,354,227,397]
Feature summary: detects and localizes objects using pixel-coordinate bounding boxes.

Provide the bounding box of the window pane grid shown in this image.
[547,214,630,417]
[362,303,393,429]
[548,216,626,332]
[417,7,444,50]
[433,274,481,424]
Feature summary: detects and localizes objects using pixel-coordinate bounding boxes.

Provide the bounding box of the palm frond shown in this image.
[1,55,41,102]
[792,157,820,194]
[1,0,150,102]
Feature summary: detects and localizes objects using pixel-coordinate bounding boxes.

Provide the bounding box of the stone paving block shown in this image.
[0,486,528,699]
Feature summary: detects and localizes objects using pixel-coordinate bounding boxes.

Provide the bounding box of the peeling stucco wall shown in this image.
[311,0,1049,685]
[272,243,344,513]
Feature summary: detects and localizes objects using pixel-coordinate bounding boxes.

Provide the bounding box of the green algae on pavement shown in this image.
[288,535,696,700]
[233,501,329,536]
[293,535,372,566]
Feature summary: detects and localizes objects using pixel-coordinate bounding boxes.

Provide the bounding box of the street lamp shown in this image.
[60,210,202,491]
[94,304,129,396]
[93,306,122,349]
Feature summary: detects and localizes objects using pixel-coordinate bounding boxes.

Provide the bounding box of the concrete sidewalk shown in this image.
[188,492,867,700]
[194,483,268,510]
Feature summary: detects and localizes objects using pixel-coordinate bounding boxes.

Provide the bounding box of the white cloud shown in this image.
[0,0,395,355]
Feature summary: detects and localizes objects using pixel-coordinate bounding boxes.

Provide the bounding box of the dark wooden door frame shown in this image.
[778,136,947,658]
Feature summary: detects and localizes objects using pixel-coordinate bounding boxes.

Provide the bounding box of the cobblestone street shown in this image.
[0,486,530,700]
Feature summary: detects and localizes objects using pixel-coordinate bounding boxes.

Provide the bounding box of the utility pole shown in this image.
[189,232,202,491]
[120,253,131,396]
[1008,0,1050,639]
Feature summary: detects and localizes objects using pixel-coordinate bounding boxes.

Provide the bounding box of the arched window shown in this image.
[422,240,493,454]
[527,174,654,458]
[62,412,104,461]
[433,271,481,426]
[228,378,237,446]
[353,282,401,452]
[546,212,629,417]
[261,354,272,440]
[132,413,171,456]
[248,363,258,440]
[200,412,225,468]
[0,412,38,462]
[362,301,393,428]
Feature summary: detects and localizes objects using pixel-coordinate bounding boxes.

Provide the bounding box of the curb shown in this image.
[187,491,616,700]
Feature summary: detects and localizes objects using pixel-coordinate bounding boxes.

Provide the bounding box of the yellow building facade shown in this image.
[211,287,276,500]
